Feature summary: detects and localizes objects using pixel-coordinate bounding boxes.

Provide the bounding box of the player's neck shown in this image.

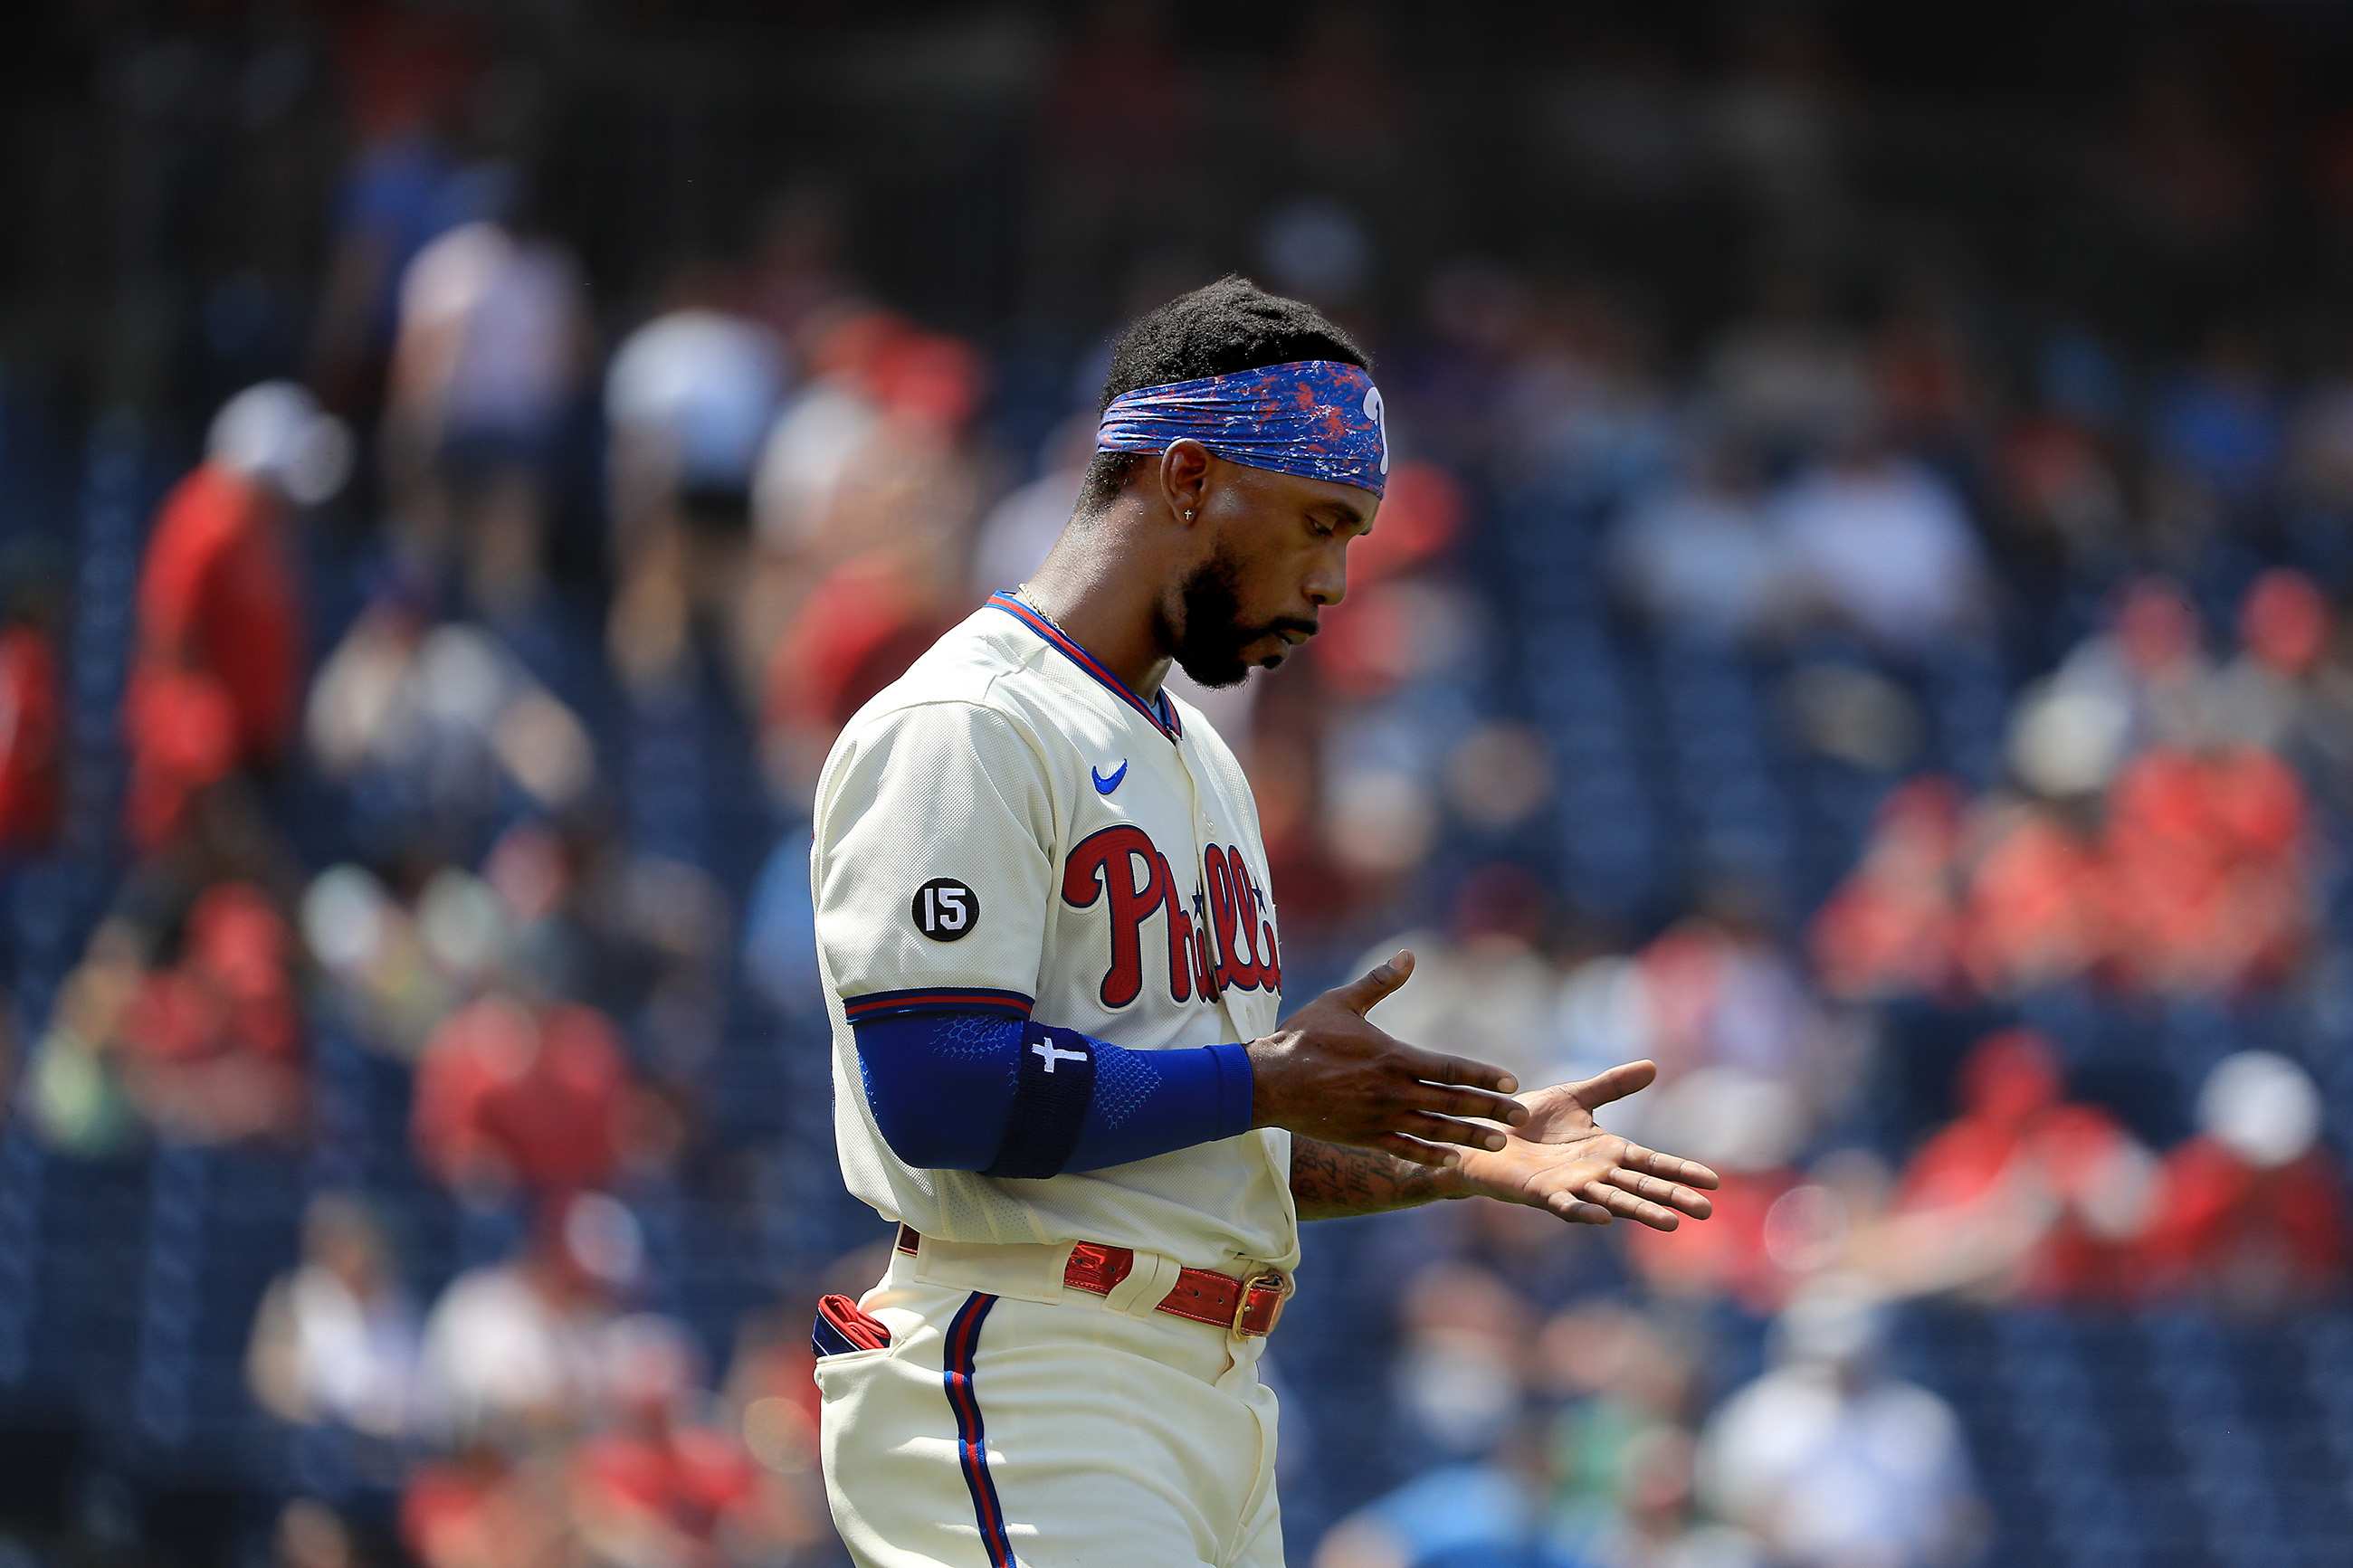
[1022,538,1176,701]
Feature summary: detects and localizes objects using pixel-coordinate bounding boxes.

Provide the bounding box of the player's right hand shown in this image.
[1244,950,1531,1167]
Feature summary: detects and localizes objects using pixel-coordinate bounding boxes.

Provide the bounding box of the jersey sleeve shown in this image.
[813,699,1055,1024]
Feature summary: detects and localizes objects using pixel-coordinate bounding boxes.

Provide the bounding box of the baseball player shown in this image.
[808,277,1719,1567]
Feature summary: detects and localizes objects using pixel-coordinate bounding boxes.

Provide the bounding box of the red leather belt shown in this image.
[896,1226,1290,1337]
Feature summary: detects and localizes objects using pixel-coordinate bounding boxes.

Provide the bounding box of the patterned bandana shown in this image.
[1095,360,1390,499]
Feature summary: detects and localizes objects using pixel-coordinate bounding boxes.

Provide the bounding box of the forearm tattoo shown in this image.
[1289,1136,1459,1221]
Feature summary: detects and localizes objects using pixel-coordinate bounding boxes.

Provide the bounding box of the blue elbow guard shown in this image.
[851,1010,1255,1178]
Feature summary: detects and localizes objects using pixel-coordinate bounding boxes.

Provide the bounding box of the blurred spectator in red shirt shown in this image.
[413,993,631,1201]
[1894,1030,2066,1215]
[1627,1068,1806,1313]
[2011,1100,2160,1305]
[128,383,350,855]
[1876,1029,2158,1304]
[2139,1051,2347,1312]
[1306,461,1467,700]
[1834,582,2313,1008]
[0,544,65,856]
[1810,776,1968,1003]
[402,1443,575,1568]
[117,881,306,1145]
[0,621,61,855]
[760,552,966,795]
[719,1306,844,1561]
[1871,274,1981,451]
[1957,797,2105,997]
[758,331,986,801]
[2100,745,2306,995]
[570,1315,765,1568]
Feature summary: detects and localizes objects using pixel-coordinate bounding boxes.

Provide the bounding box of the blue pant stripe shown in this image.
[942,1291,1015,1567]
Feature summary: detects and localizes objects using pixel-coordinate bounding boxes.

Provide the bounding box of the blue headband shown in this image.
[1096,360,1390,499]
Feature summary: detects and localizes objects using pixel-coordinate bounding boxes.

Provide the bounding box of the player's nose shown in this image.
[1304,553,1347,608]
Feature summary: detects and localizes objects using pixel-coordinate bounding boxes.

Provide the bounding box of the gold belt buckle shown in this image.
[1231,1270,1291,1338]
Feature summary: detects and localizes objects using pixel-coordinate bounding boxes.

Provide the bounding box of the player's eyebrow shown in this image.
[1319,497,1372,537]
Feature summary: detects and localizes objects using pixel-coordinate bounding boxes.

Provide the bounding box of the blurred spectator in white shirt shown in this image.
[608,308,788,513]
[248,1194,423,1439]
[1610,440,1796,646]
[749,311,900,563]
[1699,1282,1983,1568]
[385,213,588,618]
[1771,439,1987,652]
[605,295,787,698]
[396,221,581,453]
[417,1193,638,1444]
[2202,567,2331,755]
[2004,575,2210,798]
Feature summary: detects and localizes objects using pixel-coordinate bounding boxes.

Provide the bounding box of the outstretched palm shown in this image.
[1452,1060,1720,1230]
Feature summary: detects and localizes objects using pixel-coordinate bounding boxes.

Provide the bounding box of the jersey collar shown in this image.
[987,590,1182,743]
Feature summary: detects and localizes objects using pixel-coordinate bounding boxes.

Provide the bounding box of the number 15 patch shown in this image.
[911,878,980,941]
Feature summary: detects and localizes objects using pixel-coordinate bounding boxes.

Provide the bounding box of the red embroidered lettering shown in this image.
[1234,851,1281,992]
[1205,846,1260,992]
[1157,852,1194,1003]
[1191,885,1220,1000]
[1062,826,1166,1009]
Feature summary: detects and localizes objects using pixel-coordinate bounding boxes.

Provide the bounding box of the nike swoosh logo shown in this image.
[1091,760,1129,795]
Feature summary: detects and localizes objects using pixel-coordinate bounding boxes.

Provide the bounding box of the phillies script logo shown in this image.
[1061,826,1281,1009]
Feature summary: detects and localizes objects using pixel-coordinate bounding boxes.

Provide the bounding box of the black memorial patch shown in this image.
[910,877,981,941]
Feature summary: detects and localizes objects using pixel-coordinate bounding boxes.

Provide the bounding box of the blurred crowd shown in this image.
[4,3,2353,1566]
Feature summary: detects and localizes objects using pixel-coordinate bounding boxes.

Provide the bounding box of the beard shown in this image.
[1167,544,1317,689]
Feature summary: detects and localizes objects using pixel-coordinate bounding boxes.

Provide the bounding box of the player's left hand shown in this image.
[1449,1060,1719,1231]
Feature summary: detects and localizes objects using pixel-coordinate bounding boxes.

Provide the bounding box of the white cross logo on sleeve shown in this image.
[1032,1039,1090,1074]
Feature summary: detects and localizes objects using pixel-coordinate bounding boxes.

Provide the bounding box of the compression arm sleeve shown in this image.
[851,1010,1257,1178]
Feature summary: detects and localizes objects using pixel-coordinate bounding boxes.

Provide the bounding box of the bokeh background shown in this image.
[4,2,2353,1565]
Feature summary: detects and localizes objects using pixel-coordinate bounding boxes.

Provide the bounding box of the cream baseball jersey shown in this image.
[811,592,1296,1276]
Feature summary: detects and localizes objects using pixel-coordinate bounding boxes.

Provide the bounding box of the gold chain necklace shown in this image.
[1013,584,1073,639]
